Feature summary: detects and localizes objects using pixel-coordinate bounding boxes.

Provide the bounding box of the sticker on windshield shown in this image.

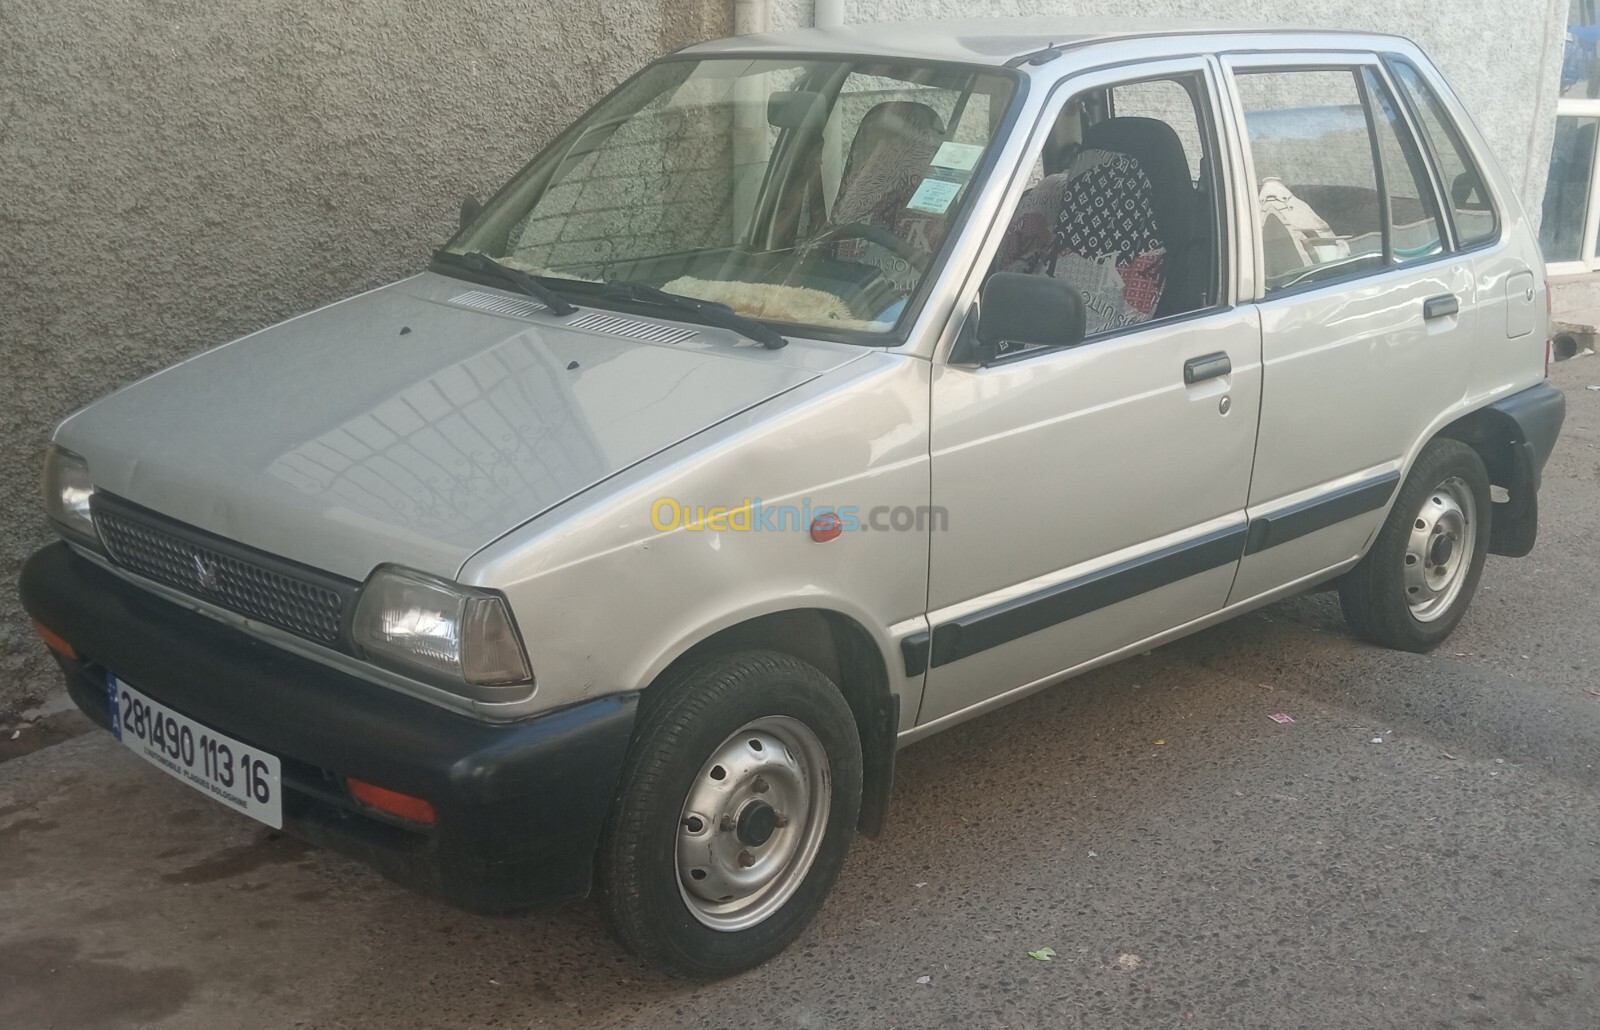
[906,177,962,214]
[932,141,985,173]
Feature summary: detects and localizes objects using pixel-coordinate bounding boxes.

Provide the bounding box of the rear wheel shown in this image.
[598,650,862,978]
[1338,438,1491,652]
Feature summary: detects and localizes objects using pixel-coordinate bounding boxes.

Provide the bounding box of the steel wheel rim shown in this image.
[1404,476,1476,623]
[675,716,831,932]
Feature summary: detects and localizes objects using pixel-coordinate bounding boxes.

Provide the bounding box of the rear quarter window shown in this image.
[1385,57,1500,249]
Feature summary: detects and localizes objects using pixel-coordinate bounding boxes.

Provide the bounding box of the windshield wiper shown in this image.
[433,250,578,316]
[600,280,788,350]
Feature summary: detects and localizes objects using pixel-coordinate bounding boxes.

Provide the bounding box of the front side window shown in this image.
[445,57,1017,339]
[988,71,1223,345]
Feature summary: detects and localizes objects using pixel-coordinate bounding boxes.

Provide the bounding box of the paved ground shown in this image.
[3,361,1598,1030]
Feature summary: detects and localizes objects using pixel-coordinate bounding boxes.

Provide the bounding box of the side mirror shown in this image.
[953,273,1086,364]
[459,195,483,232]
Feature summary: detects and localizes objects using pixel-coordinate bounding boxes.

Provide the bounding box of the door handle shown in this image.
[1183,352,1231,384]
[1423,294,1460,320]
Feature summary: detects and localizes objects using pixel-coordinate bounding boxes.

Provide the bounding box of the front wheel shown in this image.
[598,650,862,978]
[1338,438,1491,652]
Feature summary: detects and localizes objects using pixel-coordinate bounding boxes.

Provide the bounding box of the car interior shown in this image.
[986,75,1221,349]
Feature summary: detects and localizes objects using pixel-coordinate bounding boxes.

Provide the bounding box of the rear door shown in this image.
[1383,55,1536,393]
[1218,53,1477,602]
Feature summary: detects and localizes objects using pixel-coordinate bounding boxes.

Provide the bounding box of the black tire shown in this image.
[1338,438,1491,652]
[597,650,862,978]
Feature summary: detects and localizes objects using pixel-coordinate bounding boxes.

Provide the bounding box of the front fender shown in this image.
[460,351,934,720]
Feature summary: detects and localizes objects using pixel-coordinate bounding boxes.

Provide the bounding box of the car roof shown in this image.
[679,17,1414,68]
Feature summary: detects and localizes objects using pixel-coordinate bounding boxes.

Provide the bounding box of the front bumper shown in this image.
[20,542,638,915]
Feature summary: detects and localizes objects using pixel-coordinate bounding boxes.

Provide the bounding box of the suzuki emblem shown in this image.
[192,553,220,591]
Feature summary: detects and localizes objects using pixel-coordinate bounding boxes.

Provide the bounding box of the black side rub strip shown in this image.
[1243,471,1400,556]
[929,524,1248,668]
[901,630,932,678]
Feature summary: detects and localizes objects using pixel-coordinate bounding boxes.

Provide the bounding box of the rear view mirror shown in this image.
[767,90,827,131]
[954,273,1086,364]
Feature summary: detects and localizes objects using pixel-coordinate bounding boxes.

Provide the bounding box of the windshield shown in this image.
[443,56,1018,339]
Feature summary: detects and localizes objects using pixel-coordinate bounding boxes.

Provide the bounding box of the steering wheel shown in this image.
[808,221,931,272]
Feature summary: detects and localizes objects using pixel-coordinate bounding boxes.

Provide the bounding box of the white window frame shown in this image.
[1548,97,1600,275]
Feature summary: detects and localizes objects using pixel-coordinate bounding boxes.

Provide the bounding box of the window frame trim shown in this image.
[1355,66,1398,265]
[1364,62,1458,257]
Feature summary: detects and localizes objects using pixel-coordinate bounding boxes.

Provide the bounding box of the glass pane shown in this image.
[1111,79,1204,180]
[1236,69,1385,293]
[1541,116,1600,262]
[815,74,998,294]
[1363,69,1445,264]
[988,73,1221,344]
[449,57,1017,337]
[1387,59,1498,248]
[1564,0,1600,99]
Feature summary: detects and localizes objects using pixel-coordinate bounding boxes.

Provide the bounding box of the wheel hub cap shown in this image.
[736,799,779,847]
[675,716,831,932]
[1403,477,1476,623]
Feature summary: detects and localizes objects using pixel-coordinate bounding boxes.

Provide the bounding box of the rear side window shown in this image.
[1235,66,1450,294]
[1235,69,1388,292]
[1386,58,1499,248]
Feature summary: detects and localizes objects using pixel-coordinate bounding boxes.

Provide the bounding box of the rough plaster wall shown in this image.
[0,0,728,717]
[775,0,1567,225]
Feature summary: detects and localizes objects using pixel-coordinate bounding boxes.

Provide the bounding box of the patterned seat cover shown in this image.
[995,147,1168,336]
[821,101,947,289]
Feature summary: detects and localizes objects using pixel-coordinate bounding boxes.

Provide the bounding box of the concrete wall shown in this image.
[775,0,1568,226]
[0,0,728,718]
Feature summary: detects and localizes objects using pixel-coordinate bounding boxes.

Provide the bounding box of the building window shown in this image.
[1544,1,1600,271]
[1543,117,1600,264]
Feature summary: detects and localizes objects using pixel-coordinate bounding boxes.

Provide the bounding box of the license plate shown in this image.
[107,677,283,829]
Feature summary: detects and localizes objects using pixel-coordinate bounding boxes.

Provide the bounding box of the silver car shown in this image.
[22,19,1564,976]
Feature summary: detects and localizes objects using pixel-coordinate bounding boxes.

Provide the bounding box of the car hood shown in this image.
[57,272,864,581]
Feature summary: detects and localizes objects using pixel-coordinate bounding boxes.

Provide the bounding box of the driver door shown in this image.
[918,59,1263,727]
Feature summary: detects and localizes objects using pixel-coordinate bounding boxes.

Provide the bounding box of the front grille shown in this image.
[93,494,356,647]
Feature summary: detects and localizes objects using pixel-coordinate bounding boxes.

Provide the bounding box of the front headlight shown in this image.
[42,444,100,547]
[352,566,533,702]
